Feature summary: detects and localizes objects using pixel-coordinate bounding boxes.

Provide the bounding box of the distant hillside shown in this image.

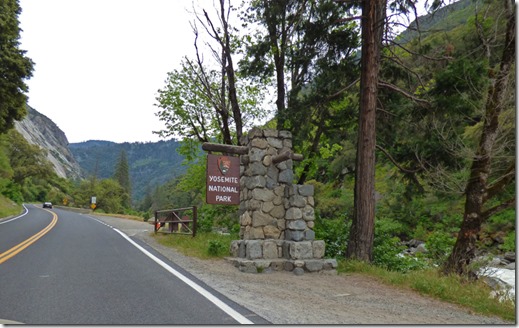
[397,0,474,43]
[69,139,186,201]
[15,105,82,180]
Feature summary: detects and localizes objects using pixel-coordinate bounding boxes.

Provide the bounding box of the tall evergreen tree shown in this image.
[443,0,516,277]
[0,0,34,133]
[113,150,131,206]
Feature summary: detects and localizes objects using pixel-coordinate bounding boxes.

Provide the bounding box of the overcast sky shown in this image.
[18,0,200,143]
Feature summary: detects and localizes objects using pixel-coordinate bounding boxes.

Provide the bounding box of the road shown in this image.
[0,204,268,324]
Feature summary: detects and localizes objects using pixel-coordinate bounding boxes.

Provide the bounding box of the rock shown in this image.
[305,260,324,272]
[293,267,305,276]
[298,184,314,197]
[287,220,307,231]
[505,262,516,270]
[407,239,424,248]
[246,240,263,259]
[323,258,338,269]
[488,258,502,267]
[312,240,326,259]
[239,261,259,274]
[415,244,428,254]
[504,252,516,262]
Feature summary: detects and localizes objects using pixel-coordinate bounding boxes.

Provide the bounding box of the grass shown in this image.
[339,259,516,322]
[0,195,22,219]
[153,231,237,260]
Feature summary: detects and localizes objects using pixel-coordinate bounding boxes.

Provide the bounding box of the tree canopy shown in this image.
[0,0,34,133]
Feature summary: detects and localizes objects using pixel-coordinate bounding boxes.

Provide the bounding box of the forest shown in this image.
[0,0,515,279]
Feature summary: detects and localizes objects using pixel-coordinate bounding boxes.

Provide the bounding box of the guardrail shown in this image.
[154,206,197,237]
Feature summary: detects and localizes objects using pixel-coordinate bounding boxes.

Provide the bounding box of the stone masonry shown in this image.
[227,128,337,274]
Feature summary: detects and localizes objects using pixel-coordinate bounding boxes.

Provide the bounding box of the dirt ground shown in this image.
[92,213,513,325]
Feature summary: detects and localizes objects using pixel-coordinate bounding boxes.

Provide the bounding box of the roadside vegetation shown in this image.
[0,195,22,219]
[340,260,516,322]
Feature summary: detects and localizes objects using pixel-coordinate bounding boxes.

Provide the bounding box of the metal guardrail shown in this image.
[154,206,197,237]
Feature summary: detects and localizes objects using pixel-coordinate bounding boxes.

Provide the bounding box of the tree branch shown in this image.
[378,80,431,107]
[376,144,422,174]
[485,162,515,200]
[481,197,516,221]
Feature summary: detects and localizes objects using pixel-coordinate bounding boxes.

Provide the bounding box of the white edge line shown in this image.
[112,228,254,325]
[0,204,29,225]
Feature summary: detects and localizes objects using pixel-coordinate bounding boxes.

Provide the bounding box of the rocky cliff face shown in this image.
[15,105,83,180]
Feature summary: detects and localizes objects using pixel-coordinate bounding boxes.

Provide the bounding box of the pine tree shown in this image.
[0,0,34,133]
[113,150,131,206]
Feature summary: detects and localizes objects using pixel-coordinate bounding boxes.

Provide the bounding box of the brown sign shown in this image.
[206,154,240,205]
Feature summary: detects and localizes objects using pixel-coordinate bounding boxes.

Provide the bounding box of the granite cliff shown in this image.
[15,105,83,180]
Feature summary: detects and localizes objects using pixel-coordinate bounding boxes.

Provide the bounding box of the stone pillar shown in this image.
[229,128,337,274]
[238,128,293,240]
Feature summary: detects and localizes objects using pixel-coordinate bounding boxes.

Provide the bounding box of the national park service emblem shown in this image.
[217,156,231,176]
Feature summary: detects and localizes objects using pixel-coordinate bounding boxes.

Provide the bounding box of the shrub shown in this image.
[425,231,455,265]
[207,240,226,256]
[500,230,515,252]
[314,214,350,258]
[373,217,428,272]
[373,235,428,273]
[196,214,214,233]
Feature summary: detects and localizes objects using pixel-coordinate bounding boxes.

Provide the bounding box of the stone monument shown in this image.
[204,128,337,274]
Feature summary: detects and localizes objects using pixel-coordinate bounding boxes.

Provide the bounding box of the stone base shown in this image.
[228,239,337,274]
[225,257,338,275]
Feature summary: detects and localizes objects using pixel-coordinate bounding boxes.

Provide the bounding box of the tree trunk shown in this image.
[443,4,515,277]
[346,0,386,262]
[219,0,243,144]
[263,0,287,130]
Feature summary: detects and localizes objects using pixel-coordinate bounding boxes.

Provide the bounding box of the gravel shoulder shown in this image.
[91,213,513,325]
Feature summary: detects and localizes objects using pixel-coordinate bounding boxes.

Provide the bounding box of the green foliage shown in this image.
[113,150,131,205]
[314,214,350,258]
[207,240,227,257]
[486,208,515,232]
[0,0,34,134]
[196,214,214,234]
[95,179,128,214]
[339,259,515,322]
[154,56,266,159]
[500,231,515,253]
[1,180,22,203]
[154,232,235,260]
[311,180,353,219]
[0,194,21,218]
[372,217,428,273]
[425,231,455,265]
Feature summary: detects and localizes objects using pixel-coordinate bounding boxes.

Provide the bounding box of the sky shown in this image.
[18,0,201,143]
[17,1,430,144]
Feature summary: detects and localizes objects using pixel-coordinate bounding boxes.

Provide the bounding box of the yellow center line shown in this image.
[0,210,58,264]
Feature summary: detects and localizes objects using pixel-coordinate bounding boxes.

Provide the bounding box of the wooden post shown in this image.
[202,142,248,155]
[272,151,304,164]
[192,206,197,237]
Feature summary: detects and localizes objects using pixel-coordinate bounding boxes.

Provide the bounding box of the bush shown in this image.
[373,217,428,272]
[425,231,455,265]
[207,240,226,256]
[196,213,214,233]
[500,230,516,252]
[314,214,350,258]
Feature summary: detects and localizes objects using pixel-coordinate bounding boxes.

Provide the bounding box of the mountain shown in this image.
[69,139,186,201]
[396,0,474,44]
[15,105,83,180]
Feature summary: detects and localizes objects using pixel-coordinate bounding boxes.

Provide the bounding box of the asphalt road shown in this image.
[0,204,267,324]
